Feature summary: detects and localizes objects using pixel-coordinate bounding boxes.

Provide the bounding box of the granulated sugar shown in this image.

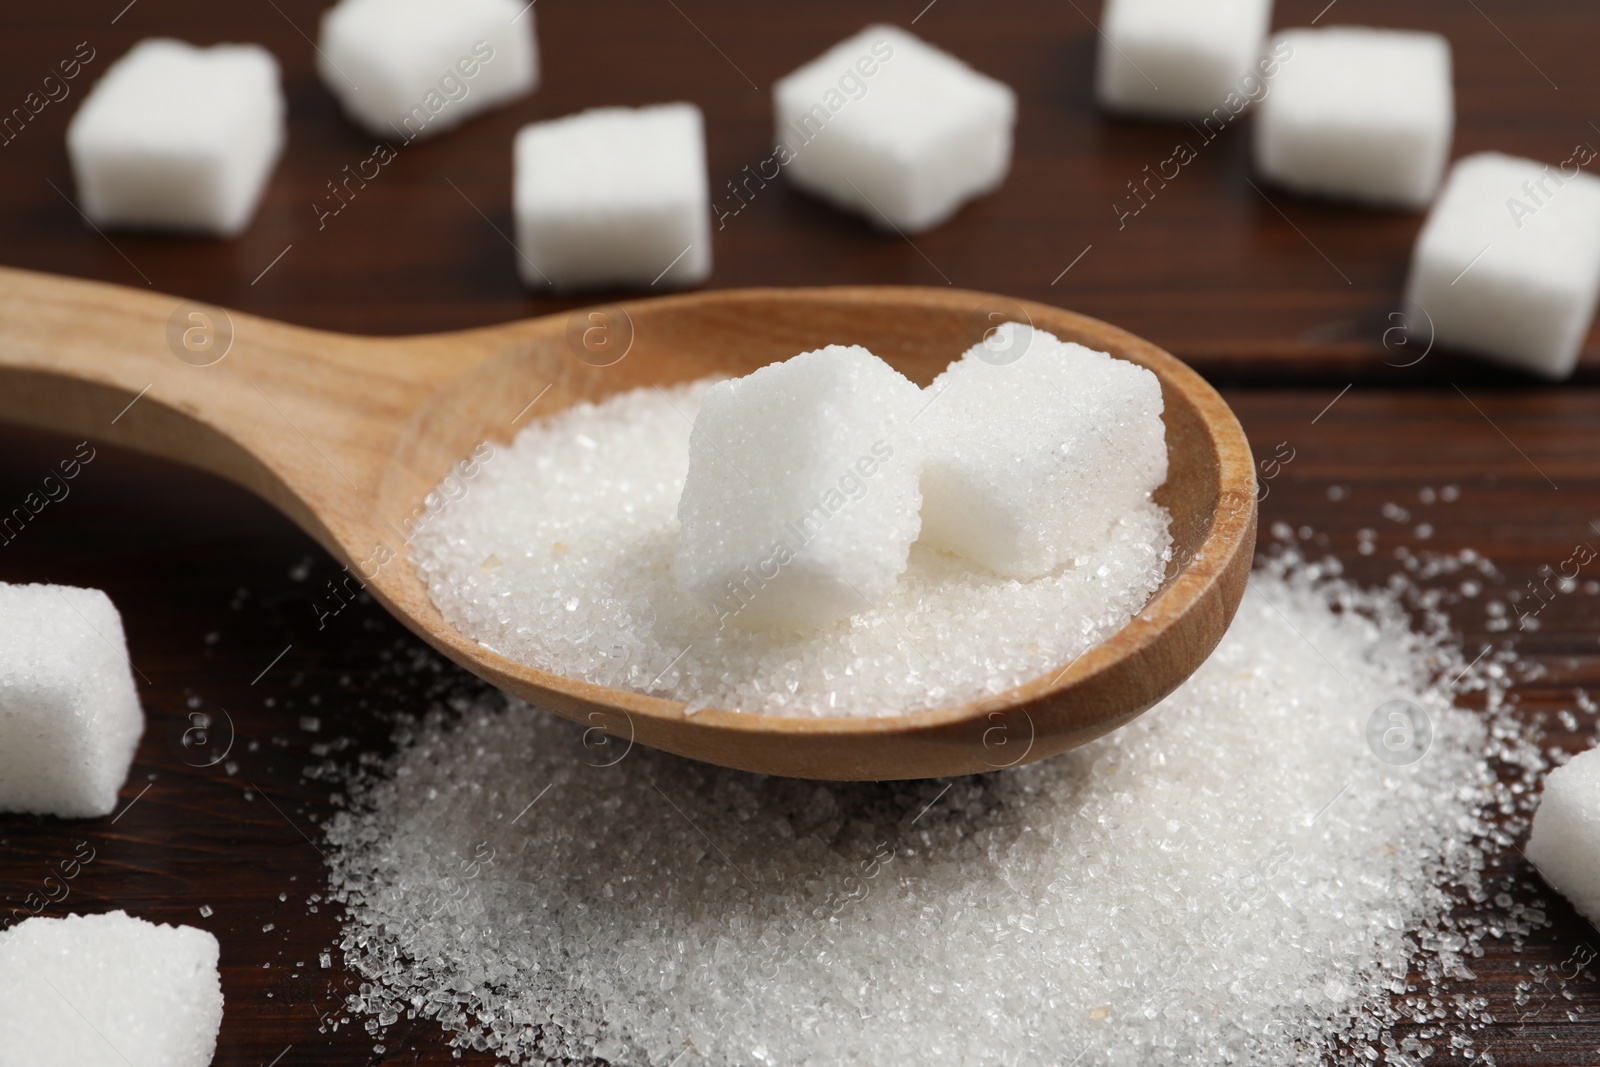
[410,381,1171,717]
[327,551,1542,1066]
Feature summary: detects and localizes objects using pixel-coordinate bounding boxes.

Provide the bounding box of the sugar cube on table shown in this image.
[514,104,711,291]
[65,38,284,236]
[674,346,924,631]
[318,0,538,140]
[1527,747,1600,927]
[0,582,142,818]
[772,24,1016,234]
[0,911,222,1067]
[917,325,1167,581]
[1095,0,1275,120]
[1253,27,1454,208]
[1403,151,1600,380]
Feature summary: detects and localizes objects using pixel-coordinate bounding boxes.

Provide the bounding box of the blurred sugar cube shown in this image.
[319,0,538,140]
[675,346,924,631]
[1404,151,1600,379]
[514,104,711,290]
[0,582,143,818]
[0,911,222,1067]
[1096,0,1275,120]
[1254,27,1454,208]
[1527,747,1600,926]
[917,326,1167,580]
[772,24,1015,233]
[66,39,284,235]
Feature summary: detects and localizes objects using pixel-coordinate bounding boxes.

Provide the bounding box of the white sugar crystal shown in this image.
[0,911,222,1067]
[675,347,923,631]
[0,582,142,818]
[330,555,1515,1066]
[1096,0,1275,120]
[514,104,712,290]
[411,378,1169,715]
[1404,151,1600,380]
[1254,27,1454,208]
[318,0,537,140]
[773,25,1016,233]
[918,325,1166,580]
[1527,746,1600,926]
[66,39,284,236]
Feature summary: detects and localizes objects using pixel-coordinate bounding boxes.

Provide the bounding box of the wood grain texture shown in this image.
[0,267,1257,779]
[0,0,1595,383]
[0,0,1598,1063]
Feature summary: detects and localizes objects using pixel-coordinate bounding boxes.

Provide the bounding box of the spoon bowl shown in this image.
[0,267,1255,780]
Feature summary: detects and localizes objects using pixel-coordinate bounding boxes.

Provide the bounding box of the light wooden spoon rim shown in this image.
[0,269,1256,780]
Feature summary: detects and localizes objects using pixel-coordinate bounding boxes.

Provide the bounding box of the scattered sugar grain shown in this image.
[411,380,1170,716]
[0,910,222,1067]
[329,552,1532,1066]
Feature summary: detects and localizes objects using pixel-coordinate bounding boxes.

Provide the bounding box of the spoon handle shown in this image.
[0,266,442,554]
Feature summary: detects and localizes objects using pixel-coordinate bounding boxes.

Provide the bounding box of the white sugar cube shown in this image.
[917,326,1167,580]
[318,0,537,140]
[514,104,712,290]
[1527,747,1600,927]
[65,39,284,236]
[675,346,924,631]
[772,25,1015,233]
[1403,151,1600,379]
[0,582,143,818]
[0,911,222,1067]
[1096,0,1275,120]
[1254,27,1454,208]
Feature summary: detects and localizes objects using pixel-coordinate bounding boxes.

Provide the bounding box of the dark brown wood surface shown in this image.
[1,1,1598,1065]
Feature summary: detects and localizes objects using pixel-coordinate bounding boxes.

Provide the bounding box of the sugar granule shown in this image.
[328,551,1534,1066]
[410,380,1171,717]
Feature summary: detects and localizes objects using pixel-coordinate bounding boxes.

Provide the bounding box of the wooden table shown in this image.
[1,1,1598,1064]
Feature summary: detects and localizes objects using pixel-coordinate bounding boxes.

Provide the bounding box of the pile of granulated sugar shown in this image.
[409,380,1171,717]
[326,551,1543,1066]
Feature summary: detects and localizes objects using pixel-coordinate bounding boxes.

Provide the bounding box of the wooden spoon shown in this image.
[0,267,1255,781]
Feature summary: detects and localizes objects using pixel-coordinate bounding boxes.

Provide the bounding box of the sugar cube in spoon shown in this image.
[917,326,1167,580]
[675,346,924,631]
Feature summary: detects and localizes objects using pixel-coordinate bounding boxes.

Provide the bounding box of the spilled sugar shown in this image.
[326,551,1548,1066]
[410,380,1172,717]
